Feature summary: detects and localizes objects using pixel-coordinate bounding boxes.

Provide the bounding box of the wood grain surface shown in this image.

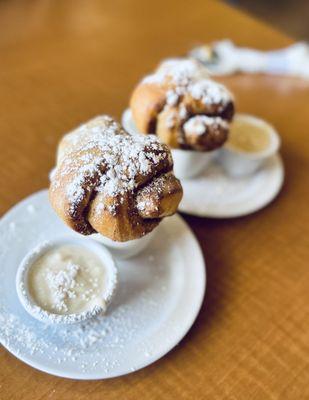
[1,1,309,399]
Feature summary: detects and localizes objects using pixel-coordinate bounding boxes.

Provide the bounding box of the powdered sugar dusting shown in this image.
[143,58,209,86]
[141,58,233,113]
[163,78,233,113]
[45,262,80,313]
[183,115,229,136]
[189,79,233,106]
[51,116,172,217]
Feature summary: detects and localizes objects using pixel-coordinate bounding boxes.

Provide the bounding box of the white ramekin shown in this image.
[219,114,281,177]
[122,108,217,180]
[16,237,118,324]
[91,228,156,259]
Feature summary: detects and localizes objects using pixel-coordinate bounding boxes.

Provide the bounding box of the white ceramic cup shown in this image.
[171,148,218,179]
[16,237,118,324]
[122,108,139,136]
[219,114,281,177]
[91,228,156,259]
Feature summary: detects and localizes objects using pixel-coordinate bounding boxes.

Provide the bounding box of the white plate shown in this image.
[179,154,284,218]
[0,190,205,380]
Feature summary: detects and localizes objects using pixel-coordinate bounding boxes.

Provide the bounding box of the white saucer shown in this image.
[179,154,284,218]
[0,190,205,379]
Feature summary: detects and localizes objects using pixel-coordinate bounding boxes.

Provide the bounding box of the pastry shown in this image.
[49,115,183,241]
[130,57,234,151]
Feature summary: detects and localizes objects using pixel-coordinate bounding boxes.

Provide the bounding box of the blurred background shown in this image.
[229,0,309,39]
[0,0,308,42]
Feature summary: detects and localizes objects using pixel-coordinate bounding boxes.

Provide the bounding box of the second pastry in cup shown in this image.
[128,57,235,179]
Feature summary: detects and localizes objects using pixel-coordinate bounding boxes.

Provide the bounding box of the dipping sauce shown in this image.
[228,117,270,153]
[28,245,106,315]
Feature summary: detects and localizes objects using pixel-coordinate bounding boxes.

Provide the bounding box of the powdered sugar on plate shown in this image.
[0,190,206,379]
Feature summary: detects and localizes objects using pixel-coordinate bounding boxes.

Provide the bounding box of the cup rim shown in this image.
[223,113,281,160]
[16,236,118,324]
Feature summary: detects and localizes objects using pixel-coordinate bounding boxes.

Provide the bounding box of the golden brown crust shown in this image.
[135,172,183,219]
[183,115,229,151]
[49,115,183,241]
[130,84,166,134]
[129,58,235,151]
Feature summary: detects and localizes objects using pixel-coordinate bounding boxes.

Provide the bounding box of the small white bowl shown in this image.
[219,114,281,177]
[122,108,217,180]
[16,237,118,324]
[91,229,156,259]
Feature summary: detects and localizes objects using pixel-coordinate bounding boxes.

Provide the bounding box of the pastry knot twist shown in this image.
[130,58,235,151]
[49,116,183,241]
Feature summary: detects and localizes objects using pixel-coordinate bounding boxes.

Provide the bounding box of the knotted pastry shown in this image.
[130,58,234,151]
[49,115,183,241]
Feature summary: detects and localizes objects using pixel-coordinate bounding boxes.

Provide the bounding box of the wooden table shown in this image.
[1,1,309,399]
